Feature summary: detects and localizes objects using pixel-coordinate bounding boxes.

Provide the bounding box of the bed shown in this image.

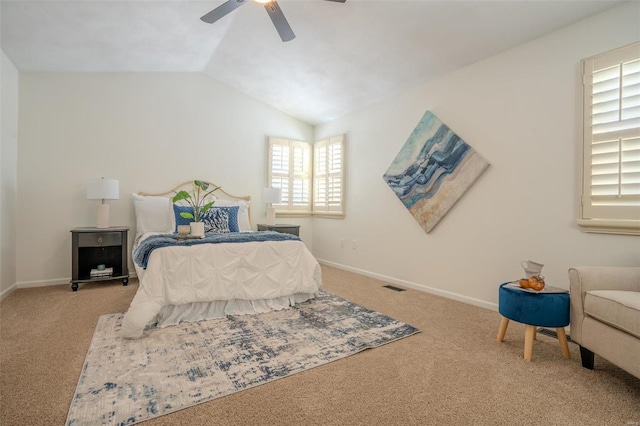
[121,181,322,338]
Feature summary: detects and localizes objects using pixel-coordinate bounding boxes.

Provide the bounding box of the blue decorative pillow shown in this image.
[201,207,238,233]
[173,205,240,233]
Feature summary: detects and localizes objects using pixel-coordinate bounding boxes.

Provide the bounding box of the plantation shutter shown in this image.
[267,137,311,214]
[269,139,290,206]
[314,135,345,216]
[291,142,311,210]
[580,42,640,233]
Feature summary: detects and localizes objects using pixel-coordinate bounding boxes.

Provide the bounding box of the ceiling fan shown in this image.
[200,0,346,42]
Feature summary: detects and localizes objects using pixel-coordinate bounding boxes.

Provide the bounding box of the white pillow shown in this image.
[213,197,251,231]
[132,193,175,237]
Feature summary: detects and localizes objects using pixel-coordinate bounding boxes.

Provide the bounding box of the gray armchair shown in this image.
[569,266,640,379]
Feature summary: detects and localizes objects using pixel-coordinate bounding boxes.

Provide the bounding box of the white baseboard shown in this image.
[0,283,17,301]
[11,262,498,313]
[17,278,71,289]
[317,259,498,312]
[16,271,138,289]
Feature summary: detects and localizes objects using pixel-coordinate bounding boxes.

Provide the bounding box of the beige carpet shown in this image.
[1,265,639,425]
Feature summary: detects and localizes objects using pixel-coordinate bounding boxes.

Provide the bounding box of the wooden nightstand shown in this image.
[70,226,129,291]
[257,224,300,236]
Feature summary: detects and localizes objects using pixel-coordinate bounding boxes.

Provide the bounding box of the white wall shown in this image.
[17,73,313,286]
[1,50,19,298]
[313,2,640,309]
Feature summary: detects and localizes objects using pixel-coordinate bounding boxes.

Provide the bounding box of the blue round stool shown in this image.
[497,282,570,362]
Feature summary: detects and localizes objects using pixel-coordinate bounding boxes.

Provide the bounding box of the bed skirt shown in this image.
[152,293,317,328]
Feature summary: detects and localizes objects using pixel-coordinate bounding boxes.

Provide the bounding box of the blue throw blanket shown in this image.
[134,231,301,269]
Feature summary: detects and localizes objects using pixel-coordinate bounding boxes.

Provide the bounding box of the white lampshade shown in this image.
[87,178,119,200]
[262,187,281,226]
[87,178,119,229]
[262,187,282,204]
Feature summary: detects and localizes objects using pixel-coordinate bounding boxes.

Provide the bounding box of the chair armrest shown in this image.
[568,266,640,345]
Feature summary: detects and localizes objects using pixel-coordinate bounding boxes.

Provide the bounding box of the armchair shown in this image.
[569,266,640,379]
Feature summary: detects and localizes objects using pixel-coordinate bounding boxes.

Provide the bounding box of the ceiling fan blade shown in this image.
[264,1,295,42]
[322,0,347,2]
[201,0,248,24]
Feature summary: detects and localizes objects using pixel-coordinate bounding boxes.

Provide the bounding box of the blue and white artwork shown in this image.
[383,111,489,233]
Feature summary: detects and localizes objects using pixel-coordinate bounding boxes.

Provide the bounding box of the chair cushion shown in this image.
[584,290,640,339]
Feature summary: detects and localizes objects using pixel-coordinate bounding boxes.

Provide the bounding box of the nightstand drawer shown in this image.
[78,232,122,247]
[271,226,298,235]
[257,224,300,236]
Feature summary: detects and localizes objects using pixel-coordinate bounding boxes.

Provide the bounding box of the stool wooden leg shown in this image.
[524,325,536,362]
[497,317,509,342]
[557,327,571,359]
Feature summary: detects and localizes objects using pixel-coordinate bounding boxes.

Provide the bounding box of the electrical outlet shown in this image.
[352,240,357,250]
[340,239,344,248]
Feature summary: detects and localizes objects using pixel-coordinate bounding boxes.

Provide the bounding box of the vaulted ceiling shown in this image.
[1,0,624,124]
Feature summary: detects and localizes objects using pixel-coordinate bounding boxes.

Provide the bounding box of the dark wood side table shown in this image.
[70,226,129,291]
[257,224,300,236]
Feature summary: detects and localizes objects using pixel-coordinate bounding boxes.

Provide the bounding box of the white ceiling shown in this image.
[1,0,625,124]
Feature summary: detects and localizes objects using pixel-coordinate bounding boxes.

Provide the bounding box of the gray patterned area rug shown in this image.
[66,290,420,425]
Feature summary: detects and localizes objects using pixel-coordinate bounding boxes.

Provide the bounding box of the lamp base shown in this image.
[96,203,110,229]
[266,206,276,226]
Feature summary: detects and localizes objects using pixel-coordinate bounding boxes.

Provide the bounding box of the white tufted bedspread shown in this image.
[121,233,322,338]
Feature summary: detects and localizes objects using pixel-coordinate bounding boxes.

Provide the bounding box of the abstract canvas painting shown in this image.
[383,111,489,233]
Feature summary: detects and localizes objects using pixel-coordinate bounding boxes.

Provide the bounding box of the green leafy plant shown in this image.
[172,180,220,222]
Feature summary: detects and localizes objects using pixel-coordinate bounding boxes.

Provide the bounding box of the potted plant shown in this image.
[172,180,220,237]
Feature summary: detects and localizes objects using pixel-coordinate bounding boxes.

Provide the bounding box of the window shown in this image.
[579,42,640,235]
[267,135,345,217]
[268,138,312,214]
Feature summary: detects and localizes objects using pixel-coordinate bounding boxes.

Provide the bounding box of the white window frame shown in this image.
[579,42,640,235]
[267,135,346,218]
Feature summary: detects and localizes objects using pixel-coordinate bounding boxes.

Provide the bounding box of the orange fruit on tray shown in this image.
[518,275,546,291]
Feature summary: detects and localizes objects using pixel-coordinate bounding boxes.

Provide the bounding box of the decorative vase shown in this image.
[190,221,205,238]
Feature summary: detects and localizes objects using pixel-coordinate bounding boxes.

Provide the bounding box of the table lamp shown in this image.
[262,187,282,226]
[87,178,119,228]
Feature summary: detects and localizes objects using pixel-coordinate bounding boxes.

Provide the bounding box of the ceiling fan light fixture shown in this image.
[201,0,345,42]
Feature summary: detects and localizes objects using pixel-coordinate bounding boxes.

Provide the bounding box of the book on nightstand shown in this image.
[90,267,113,278]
